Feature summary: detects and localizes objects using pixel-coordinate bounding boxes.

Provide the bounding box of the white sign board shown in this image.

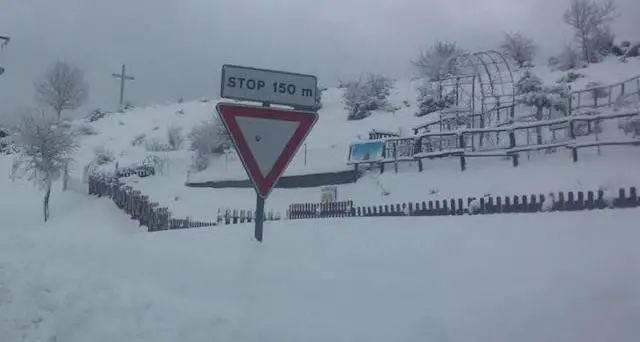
[220,64,318,109]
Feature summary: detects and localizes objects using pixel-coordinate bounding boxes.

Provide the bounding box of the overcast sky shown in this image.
[1,0,639,122]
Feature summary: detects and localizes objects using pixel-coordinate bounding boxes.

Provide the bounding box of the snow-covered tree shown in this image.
[342,74,394,120]
[516,71,570,144]
[411,41,465,81]
[10,109,78,221]
[35,61,89,118]
[415,81,455,117]
[500,33,537,68]
[563,0,617,63]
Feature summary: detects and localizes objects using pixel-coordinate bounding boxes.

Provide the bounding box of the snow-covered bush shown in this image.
[93,146,114,165]
[342,74,394,120]
[548,45,586,71]
[517,71,570,118]
[415,81,455,117]
[188,116,230,167]
[541,193,556,212]
[517,71,570,144]
[585,81,609,100]
[412,41,465,80]
[0,127,14,154]
[131,133,146,147]
[145,138,173,152]
[618,116,640,137]
[556,71,585,84]
[75,123,98,136]
[167,125,184,150]
[86,109,108,122]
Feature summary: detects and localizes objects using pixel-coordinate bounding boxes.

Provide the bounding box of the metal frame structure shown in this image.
[434,50,515,131]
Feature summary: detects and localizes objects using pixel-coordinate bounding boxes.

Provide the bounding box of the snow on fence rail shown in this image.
[352,110,640,173]
[570,74,640,113]
[88,175,218,232]
[284,186,639,221]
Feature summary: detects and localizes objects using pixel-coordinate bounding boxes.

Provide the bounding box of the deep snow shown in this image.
[1,171,639,342]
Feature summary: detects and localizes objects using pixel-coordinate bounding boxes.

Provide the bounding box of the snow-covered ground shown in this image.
[1,164,639,342]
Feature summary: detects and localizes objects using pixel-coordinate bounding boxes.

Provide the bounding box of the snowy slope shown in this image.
[66,57,640,220]
[1,162,639,342]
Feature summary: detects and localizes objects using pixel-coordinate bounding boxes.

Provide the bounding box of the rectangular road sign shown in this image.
[220,64,318,109]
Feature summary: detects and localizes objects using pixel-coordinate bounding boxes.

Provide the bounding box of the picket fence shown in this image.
[88,175,218,231]
[286,187,639,220]
[88,176,638,230]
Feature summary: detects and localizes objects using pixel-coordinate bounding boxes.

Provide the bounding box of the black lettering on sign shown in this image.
[227,77,236,88]
[227,77,268,91]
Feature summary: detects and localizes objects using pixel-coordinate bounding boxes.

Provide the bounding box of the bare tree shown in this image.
[35,61,89,118]
[411,41,465,81]
[500,33,537,68]
[563,0,617,62]
[10,109,78,221]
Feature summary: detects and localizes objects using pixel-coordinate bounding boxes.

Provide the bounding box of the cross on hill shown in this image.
[112,64,135,107]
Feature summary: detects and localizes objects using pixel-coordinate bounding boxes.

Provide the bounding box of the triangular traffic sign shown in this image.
[216,103,318,199]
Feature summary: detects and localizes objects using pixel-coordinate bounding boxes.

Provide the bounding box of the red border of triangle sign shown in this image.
[216,103,318,199]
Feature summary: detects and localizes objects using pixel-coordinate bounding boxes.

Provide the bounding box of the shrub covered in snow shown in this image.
[131,133,147,147]
[75,123,98,136]
[618,116,640,137]
[415,81,455,117]
[0,127,14,154]
[145,138,173,152]
[585,81,609,100]
[548,45,586,71]
[93,146,115,165]
[187,116,230,170]
[86,109,108,122]
[516,70,570,119]
[342,74,394,120]
[556,71,585,84]
[167,125,184,150]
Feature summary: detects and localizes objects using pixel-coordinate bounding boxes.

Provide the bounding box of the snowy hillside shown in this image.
[66,57,640,221]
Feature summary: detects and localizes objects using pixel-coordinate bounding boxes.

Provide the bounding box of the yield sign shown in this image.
[216,103,318,198]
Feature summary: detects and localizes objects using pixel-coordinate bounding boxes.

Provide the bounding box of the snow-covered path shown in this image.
[1,184,639,342]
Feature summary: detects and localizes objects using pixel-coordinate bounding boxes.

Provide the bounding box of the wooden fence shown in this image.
[287,187,638,220]
[88,175,218,232]
[356,110,640,174]
[216,208,282,225]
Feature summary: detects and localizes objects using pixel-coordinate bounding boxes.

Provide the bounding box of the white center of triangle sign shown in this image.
[217,64,319,241]
[216,103,318,198]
